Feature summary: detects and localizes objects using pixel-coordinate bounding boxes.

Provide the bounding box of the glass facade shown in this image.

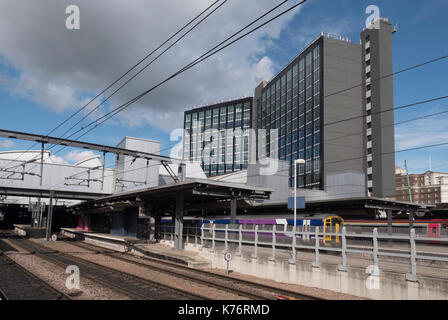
[183,98,252,177]
[257,41,322,189]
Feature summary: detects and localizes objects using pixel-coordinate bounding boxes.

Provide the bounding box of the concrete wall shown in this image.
[247,159,290,202]
[180,243,448,300]
[251,81,268,163]
[361,20,396,198]
[247,161,365,204]
[0,158,115,195]
[325,171,366,199]
[115,137,160,192]
[322,37,365,195]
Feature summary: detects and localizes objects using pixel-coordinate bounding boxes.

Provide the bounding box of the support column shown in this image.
[174,194,184,250]
[45,191,54,241]
[230,197,237,225]
[38,199,43,228]
[101,151,106,191]
[40,142,45,186]
[140,205,156,243]
[387,209,393,247]
[409,209,414,231]
[230,197,237,249]
[154,214,161,241]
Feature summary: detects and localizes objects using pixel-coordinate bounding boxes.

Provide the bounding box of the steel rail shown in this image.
[0,232,72,300]
[63,237,323,300]
[8,236,206,300]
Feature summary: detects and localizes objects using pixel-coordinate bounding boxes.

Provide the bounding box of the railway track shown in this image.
[61,236,322,300]
[6,234,206,300]
[0,232,72,300]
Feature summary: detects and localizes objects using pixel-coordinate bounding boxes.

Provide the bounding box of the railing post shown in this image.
[200,224,204,251]
[186,227,189,245]
[195,226,198,246]
[223,224,229,253]
[338,227,347,272]
[312,226,320,268]
[406,228,418,282]
[251,225,258,259]
[289,225,297,265]
[269,224,276,261]
[171,225,174,241]
[236,225,242,257]
[373,228,379,268]
[210,224,216,253]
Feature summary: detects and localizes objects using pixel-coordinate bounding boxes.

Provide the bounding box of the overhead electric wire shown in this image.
[48,136,448,200]
[9,90,448,191]
[7,0,302,183]
[4,1,448,197]
[324,95,448,127]
[326,105,448,143]
[54,0,229,142]
[324,54,448,100]
[47,51,448,163]
[0,0,224,174]
[0,0,229,183]
[9,5,447,174]
[43,0,303,150]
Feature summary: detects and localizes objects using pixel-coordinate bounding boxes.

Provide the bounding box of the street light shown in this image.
[290,158,305,264]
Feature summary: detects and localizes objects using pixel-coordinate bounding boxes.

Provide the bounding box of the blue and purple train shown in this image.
[160,213,344,246]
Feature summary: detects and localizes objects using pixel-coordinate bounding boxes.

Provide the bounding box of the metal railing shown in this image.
[159,225,202,247]
[198,224,448,281]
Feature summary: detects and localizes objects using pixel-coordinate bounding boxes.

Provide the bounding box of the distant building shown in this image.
[183,18,397,200]
[183,97,253,177]
[395,167,448,204]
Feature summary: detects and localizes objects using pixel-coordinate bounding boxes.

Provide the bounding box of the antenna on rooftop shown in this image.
[392,24,398,34]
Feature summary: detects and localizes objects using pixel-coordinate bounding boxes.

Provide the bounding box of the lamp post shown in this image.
[290,159,305,264]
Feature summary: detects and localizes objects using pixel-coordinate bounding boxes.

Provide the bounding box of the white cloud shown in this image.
[395,111,448,173]
[254,56,275,81]
[0,140,16,148]
[0,0,302,132]
[49,155,69,165]
[64,150,96,163]
[395,114,448,150]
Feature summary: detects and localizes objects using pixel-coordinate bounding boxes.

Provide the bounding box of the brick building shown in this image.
[395,167,448,204]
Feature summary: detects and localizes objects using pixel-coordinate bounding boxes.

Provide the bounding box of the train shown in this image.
[344,219,448,240]
[160,213,344,246]
[159,214,448,246]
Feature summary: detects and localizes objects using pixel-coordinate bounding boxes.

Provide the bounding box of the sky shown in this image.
[0,0,447,172]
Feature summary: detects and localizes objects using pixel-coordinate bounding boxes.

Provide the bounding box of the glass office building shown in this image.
[183,25,395,198]
[257,40,323,189]
[183,98,252,177]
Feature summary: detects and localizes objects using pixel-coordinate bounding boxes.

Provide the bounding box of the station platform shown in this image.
[61,228,140,244]
[14,225,46,238]
[60,228,211,269]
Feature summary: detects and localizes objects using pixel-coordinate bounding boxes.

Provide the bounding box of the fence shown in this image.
[159,223,448,281]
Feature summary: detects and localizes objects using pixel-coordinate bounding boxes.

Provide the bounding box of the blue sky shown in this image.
[0,0,447,172]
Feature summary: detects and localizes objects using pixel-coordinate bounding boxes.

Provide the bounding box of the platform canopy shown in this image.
[67,179,274,215]
[247,196,433,219]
